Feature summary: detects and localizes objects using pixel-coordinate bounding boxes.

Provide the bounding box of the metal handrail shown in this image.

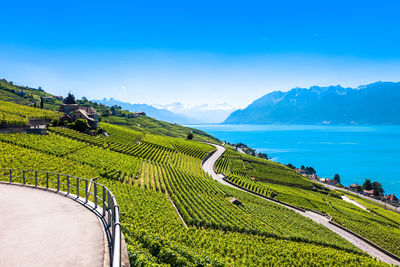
[0,168,121,267]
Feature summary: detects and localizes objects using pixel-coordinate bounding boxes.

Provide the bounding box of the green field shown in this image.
[0,88,397,265]
[221,148,400,258]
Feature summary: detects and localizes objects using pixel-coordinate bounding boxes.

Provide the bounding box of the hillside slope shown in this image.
[1,82,398,266]
[225,82,400,125]
[0,79,218,142]
[0,98,392,266]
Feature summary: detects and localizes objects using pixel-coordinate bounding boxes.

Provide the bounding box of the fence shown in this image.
[0,168,121,267]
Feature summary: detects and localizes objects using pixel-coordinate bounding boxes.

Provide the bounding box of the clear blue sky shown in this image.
[1,0,399,107]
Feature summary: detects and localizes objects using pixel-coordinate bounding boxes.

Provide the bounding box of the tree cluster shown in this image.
[301,165,316,175]
[362,179,384,196]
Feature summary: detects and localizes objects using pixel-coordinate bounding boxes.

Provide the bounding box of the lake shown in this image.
[192,124,400,196]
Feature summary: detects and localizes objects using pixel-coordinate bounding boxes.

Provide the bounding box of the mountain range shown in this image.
[224,82,400,125]
[153,102,235,124]
[93,98,235,124]
[92,98,197,124]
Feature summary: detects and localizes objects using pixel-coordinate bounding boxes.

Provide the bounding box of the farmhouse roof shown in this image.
[71,109,95,121]
[363,189,374,195]
[82,106,97,115]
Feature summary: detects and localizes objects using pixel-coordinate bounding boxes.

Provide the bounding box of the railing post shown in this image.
[103,186,106,217]
[76,177,79,198]
[35,171,38,187]
[108,191,112,229]
[9,169,12,183]
[57,174,60,192]
[94,183,98,208]
[85,180,88,203]
[67,175,70,195]
[112,205,121,267]
[46,172,49,189]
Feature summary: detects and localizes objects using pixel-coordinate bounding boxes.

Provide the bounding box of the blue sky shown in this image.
[1,0,400,108]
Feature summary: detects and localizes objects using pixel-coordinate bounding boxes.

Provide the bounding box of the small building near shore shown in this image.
[319,178,336,185]
[349,183,362,191]
[383,194,399,204]
[363,189,374,196]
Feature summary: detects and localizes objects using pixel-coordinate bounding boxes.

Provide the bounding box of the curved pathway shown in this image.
[0,184,106,267]
[202,143,400,266]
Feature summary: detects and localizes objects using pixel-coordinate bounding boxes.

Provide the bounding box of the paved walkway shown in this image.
[202,143,400,266]
[0,184,105,267]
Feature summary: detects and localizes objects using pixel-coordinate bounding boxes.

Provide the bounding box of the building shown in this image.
[383,194,399,204]
[70,109,96,127]
[59,93,79,114]
[363,189,374,196]
[319,178,336,185]
[325,179,337,185]
[59,114,74,125]
[349,183,362,191]
[295,168,307,175]
[59,93,98,128]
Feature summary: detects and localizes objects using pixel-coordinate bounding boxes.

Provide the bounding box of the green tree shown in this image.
[333,174,341,184]
[363,179,373,190]
[286,163,295,169]
[71,119,89,132]
[372,181,384,196]
[187,132,193,140]
[305,166,316,175]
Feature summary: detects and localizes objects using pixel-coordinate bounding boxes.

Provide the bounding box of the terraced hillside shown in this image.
[0,80,218,142]
[0,101,395,266]
[0,100,60,126]
[218,148,400,259]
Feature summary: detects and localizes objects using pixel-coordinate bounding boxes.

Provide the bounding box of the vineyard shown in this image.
[220,149,400,258]
[98,179,387,266]
[0,100,60,125]
[0,101,397,265]
[217,148,315,188]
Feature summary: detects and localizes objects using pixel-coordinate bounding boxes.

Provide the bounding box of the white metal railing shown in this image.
[0,168,121,267]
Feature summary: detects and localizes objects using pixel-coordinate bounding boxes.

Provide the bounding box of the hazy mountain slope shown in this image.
[92,98,199,124]
[224,82,400,125]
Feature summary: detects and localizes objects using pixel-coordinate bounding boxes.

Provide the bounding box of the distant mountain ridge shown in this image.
[224,82,400,125]
[92,98,200,124]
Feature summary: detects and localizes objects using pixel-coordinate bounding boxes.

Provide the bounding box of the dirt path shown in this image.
[342,195,368,210]
[201,143,400,266]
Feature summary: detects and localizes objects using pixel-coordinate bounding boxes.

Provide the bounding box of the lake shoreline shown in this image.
[192,124,400,196]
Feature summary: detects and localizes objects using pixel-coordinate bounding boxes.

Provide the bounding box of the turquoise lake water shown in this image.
[192,124,400,196]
